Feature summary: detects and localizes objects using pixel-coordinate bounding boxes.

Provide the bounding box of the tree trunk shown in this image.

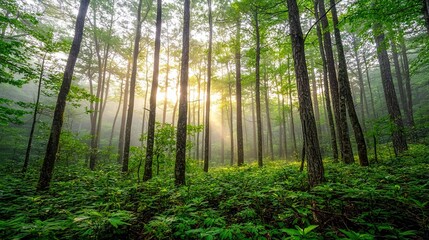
[399,38,414,127]
[363,52,377,118]
[162,24,170,125]
[254,9,263,167]
[203,0,213,172]
[310,61,321,134]
[287,0,324,187]
[37,0,89,191]
[391,40,410,127]
[314,2,337,161]
[287,58,298,157]
[330,0,368,166]
[251,91,257,159]
[228,82,235,166]
[319,0,354,164]
[373,24,408,155]
[263,69,274,160]
[122,0,143,172]
[351,35,368,129]
[143,0,162,181]
[175,0,190,186]
[23,53,47,173]
[235,19,244,166]
[109,72,124,148]
[117,59,131,164]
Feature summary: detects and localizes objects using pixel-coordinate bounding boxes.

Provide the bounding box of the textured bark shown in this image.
[235,19,244,166]
[143,0,162,181]
[287,0,324,187]
[162,25,170,125]
[122,0,143,172]
[318,0,353,164]
[37,0,89,191]
[254,9,263,167]
[314,2,337,161]
[330,0,368,166]
[373,24,408,155]
[23,53,46,173]
[175,0,190,186]
[203,0,213,172]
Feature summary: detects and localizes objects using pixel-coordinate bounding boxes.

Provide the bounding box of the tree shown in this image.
[37,0,90,191]
[329,0,369,166]
[203,0,213,172]
[175,0,191,186]
[287,0,324,187]
[143,0,162,181]
[22,53,47,173]
[122,0,144,172]
[373,23,408,155]
[235,17,244,166]
[318,0,354,164]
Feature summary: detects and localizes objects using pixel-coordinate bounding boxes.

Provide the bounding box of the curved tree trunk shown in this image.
[37,0,90,191]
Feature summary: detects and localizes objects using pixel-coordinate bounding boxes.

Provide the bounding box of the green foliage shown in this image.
[1,144,428,239]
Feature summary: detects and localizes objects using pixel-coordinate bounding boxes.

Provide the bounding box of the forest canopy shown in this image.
[1,0,429,239]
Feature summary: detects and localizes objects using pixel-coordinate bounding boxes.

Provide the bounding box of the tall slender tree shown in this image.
[143,0,162,181]
[287,0,324,187]
[175,0,191,186]
[373,24,408,155]
[329,0,368,166]
[203,0,213,172]
[37,0,90,191]
[122,0,144,172]
[235,18,244,166]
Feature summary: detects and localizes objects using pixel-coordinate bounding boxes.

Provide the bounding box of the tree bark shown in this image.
[235,18,244,166]
[264,68,274,160]
[287,58,298,157]
[203,0,213,172]
[175,0,191,186]
[228,82,235,166]
[122,0,143,172]
[330,0,368,166]
[318,0,354,164]
[287,0,324,187]
[373,24,408,155]
[23,53,47,173]
[254,9,263,167]
[37,0,89,191]
[143,0,162,181]
[314,2,338,161]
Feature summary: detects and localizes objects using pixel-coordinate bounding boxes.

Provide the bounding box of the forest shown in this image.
[1,0,429,238]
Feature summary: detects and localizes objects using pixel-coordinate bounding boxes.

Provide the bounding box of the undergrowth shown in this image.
[1,144,428,239]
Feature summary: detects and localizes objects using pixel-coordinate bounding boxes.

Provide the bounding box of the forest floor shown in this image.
[1,144,428,239]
